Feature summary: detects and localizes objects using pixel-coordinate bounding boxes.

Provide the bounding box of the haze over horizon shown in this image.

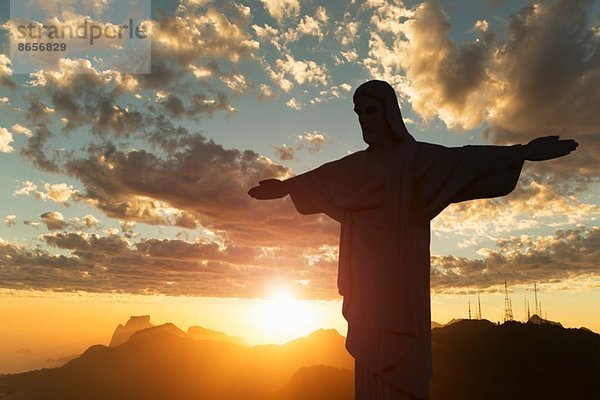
[2,316,599,400]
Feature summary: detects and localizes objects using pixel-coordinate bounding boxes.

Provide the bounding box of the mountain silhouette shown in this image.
[429,319,600,400]
[268,365,354,400]
[0,322,352,400]
[1,319,598,400]
[109,315,154,347]
[187,325,247,346]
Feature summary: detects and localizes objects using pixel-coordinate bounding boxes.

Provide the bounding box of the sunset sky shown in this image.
[0,0,599,374]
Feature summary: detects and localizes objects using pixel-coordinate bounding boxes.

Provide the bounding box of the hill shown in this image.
[109,315,154,347]
[430,319,600,399]
[1,320,599,399]
[187,325,247,346]
[0,324,352,400]
[269,365,354,400]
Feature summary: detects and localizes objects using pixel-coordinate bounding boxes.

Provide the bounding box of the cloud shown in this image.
[275,54,329,87]
[149,4,258,65]
[335,49,359,64]
[220,73,248,93]
[0,54,15,89]
[315,6,329,24]
[83,214,99,228]
[27,59,146,136]
[0,232,339,299]
[489,0,599,128]
[11,124,32,138]
[13,181,80,205]
[273,144,296,161]
[433,177,599,237]
[15,3,260,156]
[261,0,300,24]
[482,0,600,182]
[0,127,14,153]
[42,183,79,203]
[4,215,16,227]
[19,125,60,173]
[60,137,340,248]
[40,211,68,230]
[286,97,301,110]
[23,220,41,228]
[68,214,100,230]
[120,220,139,239]
[252,23,281,50]
[334,12,360,47]
[366,0,414,35]
[12,181,37,197]
[284,14,325,42]
[258,84,277,100]
[297,131,327,153]
[431,226,600,292]
[4,0,595,302]
[364,0,599,185]
[2,224,596,299]
[364,0,492,129]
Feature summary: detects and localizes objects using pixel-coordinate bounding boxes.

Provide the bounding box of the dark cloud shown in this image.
[274,144,296,161]
[19,126,60,173]
[0,232,339,299]
[61,136,339,248]
[431,226,600,292]
[483,0,600,185]
[162,94,186,117]
[366,0,599,187]
[19,99,60,172]
[2,225,597,299]
[364,0,494,129]
[40,212,68,230]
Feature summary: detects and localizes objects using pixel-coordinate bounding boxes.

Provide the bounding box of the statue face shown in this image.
[353,93,394,147]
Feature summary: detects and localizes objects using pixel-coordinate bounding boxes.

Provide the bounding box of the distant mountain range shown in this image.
[109,315,247,347]
[1,317,599,400]
[0,317,352,400]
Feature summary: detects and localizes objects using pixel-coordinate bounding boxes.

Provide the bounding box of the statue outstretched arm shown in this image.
[522,136,578,161]
[247,179,288,200]
[247,161,347,222]
[415,135,578,220]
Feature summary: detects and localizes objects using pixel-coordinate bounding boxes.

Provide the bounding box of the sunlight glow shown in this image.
[251,287,317,343]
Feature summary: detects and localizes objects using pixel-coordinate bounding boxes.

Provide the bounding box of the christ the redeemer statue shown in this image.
[248,80,578,400]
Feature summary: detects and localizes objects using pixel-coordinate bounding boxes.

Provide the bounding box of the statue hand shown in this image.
[248,179,288,199]
[524,136,578,161]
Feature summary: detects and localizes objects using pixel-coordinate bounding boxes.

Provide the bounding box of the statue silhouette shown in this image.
[248,80,578,400]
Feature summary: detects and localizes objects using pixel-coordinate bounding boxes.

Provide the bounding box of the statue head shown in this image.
[353,80,414,147]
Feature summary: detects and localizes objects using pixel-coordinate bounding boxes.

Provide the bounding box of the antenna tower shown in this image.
[534,282,540,315]
[468,298,472,320]
[477,293,482,320]
[503,280,514,322]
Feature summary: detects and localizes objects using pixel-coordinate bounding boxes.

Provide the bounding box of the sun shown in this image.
[251,287,317,344]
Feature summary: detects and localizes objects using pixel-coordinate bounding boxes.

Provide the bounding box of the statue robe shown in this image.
[285,141,525,399]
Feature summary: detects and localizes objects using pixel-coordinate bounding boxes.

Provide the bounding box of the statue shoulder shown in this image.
[320,149,367,169]
[414,141,448,152]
